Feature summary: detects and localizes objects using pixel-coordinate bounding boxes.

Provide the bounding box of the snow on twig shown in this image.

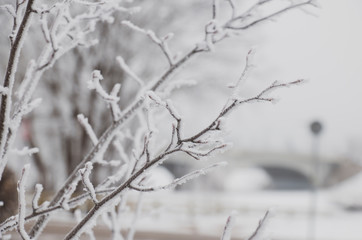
[228,47,256,89]
[113,137,130,164]
[17,164,31,240]
[19,98,42,117]
[61,175,81,211]
[0,4,16,18]
[0,0,36,181]
[72,0,107,6]
[110,84,122,121]
[0,87,9,96]
[146,91,182,142]
[224,0,315,30]
[9,98,42,133]
[1,1,135,236]
[15,60,36,99]
[11,146,39,156]
[97,163,128,189]
[88,70,120,102]
[116,56,144,86]
[160,79,197,97]
[121,21,175,66]
[77,114,98,145]
[32,184,43,211]
[12,1,313,238]
[130,162,227,192]
[146,91,181,121]
[79,162,98,204]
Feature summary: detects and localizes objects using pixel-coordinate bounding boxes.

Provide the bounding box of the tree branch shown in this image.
[0,0,36,179]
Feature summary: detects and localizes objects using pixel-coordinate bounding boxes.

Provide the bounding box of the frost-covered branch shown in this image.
[0,0,314,238]
[31,184,43,211]
[11,146,39,157]
[0,1,133,234]
[0,0,130,183]
[28,44,203,237]
[181,79,304,144]
[17,164,31,240]
[0,187,118,234]
[0,5,16,19]
[228,48,255,90]
[63,77,300,239]
[225,0,236,19]
[79,163,98,204]
[87,70,122,121]
[122,21,175,66]
[116,56,144,87]
[78,114,98,145]
[0,0,36,179]
[224,0,315,30]
[130,162,227,192]
[60,174,81,211]
[88,70,120,103]
[63,63,303,239]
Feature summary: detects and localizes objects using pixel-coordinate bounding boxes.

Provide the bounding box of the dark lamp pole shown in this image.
[308,120,323,240]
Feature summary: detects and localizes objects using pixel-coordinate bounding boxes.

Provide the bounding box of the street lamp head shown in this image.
[310,121,323,136]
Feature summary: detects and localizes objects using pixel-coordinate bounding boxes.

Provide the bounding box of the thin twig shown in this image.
[248,210,272,240]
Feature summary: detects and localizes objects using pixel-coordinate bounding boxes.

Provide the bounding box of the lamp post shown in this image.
[309,120,323,240]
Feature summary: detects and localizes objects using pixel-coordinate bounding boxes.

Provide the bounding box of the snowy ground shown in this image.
[7,189,362,240]
[37,189,360,240]
[124,190,362,240]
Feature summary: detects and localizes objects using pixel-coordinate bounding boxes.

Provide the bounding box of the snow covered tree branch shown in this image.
[0,0,36,179]
[0,0,316,239]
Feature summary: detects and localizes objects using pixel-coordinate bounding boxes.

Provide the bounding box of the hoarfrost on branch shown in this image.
[0,0,316,239]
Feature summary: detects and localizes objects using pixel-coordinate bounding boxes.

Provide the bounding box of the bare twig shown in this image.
[130,162,227,192]
[221,211,238,240]
[248,210,273,240]
[122,21,176,66]
[182,79,304,143]
[224,0,313,30]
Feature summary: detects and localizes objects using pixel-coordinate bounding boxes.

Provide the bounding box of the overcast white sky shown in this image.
[219,0,362,159]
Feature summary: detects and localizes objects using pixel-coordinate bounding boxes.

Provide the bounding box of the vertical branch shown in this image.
[212,0,219,19]
[220,211,238,240]
[247,210,273,240]
[0,0,36,179]
[17,164,31,240]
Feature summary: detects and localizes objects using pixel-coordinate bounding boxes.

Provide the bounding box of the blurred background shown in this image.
[1,0,362,239]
